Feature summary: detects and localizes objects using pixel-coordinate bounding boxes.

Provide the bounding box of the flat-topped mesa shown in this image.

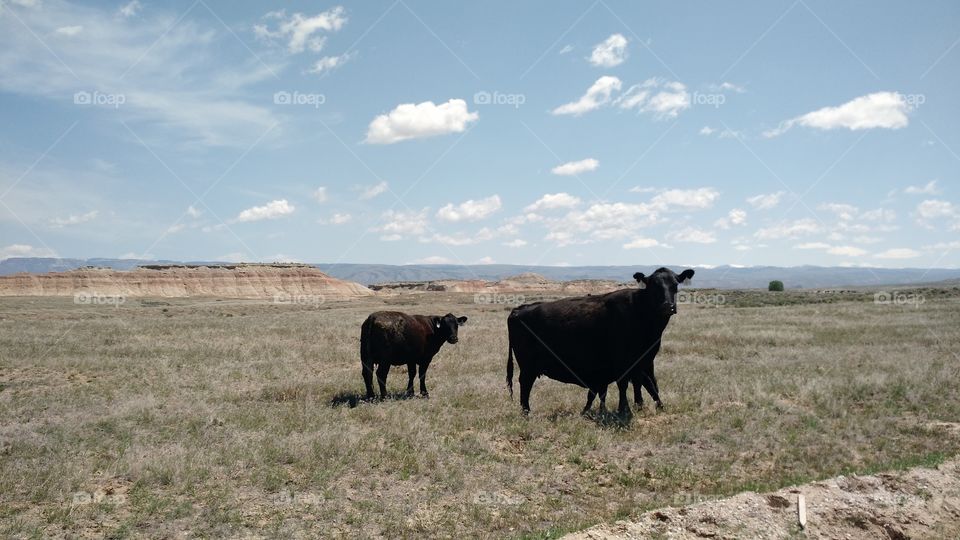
[370,274,625,295]
[0,263,373,299]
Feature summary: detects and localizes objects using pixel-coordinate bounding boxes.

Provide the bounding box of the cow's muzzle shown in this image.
[448,336,459,344]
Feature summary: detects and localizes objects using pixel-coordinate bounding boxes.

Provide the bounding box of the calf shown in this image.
[360,311,467,399]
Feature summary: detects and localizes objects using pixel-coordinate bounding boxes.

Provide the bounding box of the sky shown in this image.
[0,0,958,268]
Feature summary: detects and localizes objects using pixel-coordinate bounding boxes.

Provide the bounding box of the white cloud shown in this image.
[320,212,351,225]
[818,202,858,221]
[117,0,141,18]
[874,248,920,259]
[476,256,496,264]
[552,76,621,116]
[616,78,690,119]
[589,33,628,67]
[826,245,867,257]
[747,191,785,210]
[54,25,83,36]
[525,192,581,212]
[699,126,715,135]
[558,44,574,55]
[709,82,746,93]
[412,256,452,265]
[916,199,955,220]
[254,7,347,54]
[764,92,911,137]
[715,208,747,229]
[623,237,661,249]
[312,187,328,203]
[436,195,501,222]
[186,205,203,218]
[359,181,388,200]
[0,243,57,260]
[650,188,719,210]
[796,242,831,249]
[49,209,98,228]
[307,51,355,74]
[754,218,820,239]
[551,158,599,176]
[503,238,528,248]
[667,227,716,244]
[904,180,939,195]
[377,209,429,240]
[234,199,294,222]
[544,202,660,246]
[365,99,478,144]
[422,228,495,246]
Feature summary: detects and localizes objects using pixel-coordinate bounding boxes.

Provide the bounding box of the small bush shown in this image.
[768,280,784,292]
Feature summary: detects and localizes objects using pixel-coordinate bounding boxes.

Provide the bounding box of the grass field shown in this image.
[1,288,959,538]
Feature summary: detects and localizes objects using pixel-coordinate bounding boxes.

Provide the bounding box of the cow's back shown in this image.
[362,311,429,364]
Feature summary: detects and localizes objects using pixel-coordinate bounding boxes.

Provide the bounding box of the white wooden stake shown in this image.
[797,493,807,529]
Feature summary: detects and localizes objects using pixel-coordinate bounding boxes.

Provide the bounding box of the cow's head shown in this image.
[633,267,695,317]
[432,313,468,344]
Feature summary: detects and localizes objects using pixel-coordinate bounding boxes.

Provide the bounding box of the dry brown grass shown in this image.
[1,290,959,538]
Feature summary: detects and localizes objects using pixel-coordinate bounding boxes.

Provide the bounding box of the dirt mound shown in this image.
[0,263,373,300]
[564,457,960,540]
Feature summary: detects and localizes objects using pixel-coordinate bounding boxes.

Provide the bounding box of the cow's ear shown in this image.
[679,269,695,285]
[633,272,647,289]
[457,316,468,325]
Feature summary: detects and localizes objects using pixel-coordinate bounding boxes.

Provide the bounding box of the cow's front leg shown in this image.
[418,362,430,397]
[375,363,390,399]
[616,378,632,417]
[632,375,645,409]
[405,363,416,396]
[582,390,597,416]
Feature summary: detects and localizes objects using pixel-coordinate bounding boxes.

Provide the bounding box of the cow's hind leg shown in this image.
[616,378,632,418]
[405,363,416,397]
[582,390,597,416]
[519,371,536,415]
[632,376,645,409]
[375,363,391,399]
[362,359,376,400]
[418,362,430,398]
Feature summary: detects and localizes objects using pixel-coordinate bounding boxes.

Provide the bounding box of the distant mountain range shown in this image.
[2,257,959,289]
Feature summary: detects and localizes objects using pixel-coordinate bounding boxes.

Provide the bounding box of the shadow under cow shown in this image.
[329,391,423,409]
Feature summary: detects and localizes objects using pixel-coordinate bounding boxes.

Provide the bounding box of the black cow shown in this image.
[506,268,694,416]
[361,311,467,399]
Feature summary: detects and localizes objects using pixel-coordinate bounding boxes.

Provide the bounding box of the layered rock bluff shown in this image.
[0,264,373,299]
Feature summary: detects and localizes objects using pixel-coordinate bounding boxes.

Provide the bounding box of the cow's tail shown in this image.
[506,342,515,399]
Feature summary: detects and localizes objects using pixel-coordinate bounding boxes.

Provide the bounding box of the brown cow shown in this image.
[360,311,467,399]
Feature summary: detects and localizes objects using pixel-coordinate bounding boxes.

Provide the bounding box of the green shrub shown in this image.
[768,280,785,292]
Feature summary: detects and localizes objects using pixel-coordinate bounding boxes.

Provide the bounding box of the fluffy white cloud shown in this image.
[715,208,747,229]
[623,237,661,249]
[365,99,478,144]
[916,199,955,220]
[754,219,820,239]
[552,76,622,116]
[796,242,832,249]
[904,180,939,195]
[359,181,388,200]
[436,195,501,222]
[186,205,203,218]
[117,0,141,18]
[0,243,56,260]
[874,248,920,259]
[616,78,690,119]
[254,7,347,54]
[551,158,599,176]
[651,188,719,210]
[544,202,660,246]
[54,25,83,36]
[818,203,859,221]
[747,191,785,210]
[307,52,355,74]
[49,210,98,228]
[667,227,716,244]
[235,199,294,222]
[589,33,628,67]
[764,92,911,137]
[320,212,351,225]
[503,238,528,248]
[312,187,328,203]
[377,209,429,240]
[699,126,716,135]
[525,193,581,212]
[827,245,868,257]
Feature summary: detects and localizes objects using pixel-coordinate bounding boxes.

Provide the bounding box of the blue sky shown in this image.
[1,0,958,268]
